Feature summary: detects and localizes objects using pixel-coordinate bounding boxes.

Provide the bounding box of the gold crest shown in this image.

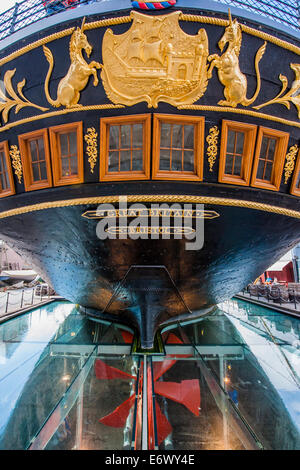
[101,11,209,108]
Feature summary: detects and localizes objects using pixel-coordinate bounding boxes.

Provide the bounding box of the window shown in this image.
[0,141,15,197]
[251,127,289,191]
[218,121,257,186]
[100,115,151,181]
[152,114,204,181]
[290,149,300,196]
[19,129,52,191]
[49,122,83,186]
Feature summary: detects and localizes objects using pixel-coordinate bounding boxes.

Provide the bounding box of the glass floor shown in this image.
[0,298,299,450]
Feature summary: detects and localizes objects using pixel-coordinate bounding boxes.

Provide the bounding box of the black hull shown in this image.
[0,184,300,347]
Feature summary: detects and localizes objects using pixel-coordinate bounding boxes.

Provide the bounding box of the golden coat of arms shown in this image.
[101,11,209,108]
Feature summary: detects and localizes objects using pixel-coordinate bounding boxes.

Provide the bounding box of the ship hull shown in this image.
[0,183,299,347]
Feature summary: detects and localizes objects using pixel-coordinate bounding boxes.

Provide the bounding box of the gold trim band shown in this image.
[0,103,298,134]
[0,195,299,219]
[178,105,300,129]
[0,104,125,133]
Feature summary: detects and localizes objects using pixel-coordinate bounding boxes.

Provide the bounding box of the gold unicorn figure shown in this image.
[43,18,101,108]
[207,10,266,107]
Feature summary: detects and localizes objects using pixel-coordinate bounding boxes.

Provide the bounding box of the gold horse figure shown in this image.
[43,18,101,108]
[207,10,266,107]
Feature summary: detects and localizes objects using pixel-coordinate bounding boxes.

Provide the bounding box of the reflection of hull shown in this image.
[0,183,300,347]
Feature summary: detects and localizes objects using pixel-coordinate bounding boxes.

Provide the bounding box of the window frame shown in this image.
[218,120,257,186]
[250,126,289,191]
[100,114,151,182]
[290,149,300,196]
[152,114,205,181]
[49,121,83,187]
[18,129,52,192]
[0,141,15,198]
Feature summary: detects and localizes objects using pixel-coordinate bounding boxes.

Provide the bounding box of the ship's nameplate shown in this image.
[101,11,209,108]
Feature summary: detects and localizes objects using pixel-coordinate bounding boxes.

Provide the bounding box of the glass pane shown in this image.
[184,125,194,149]
[108,151,119,172]
[159,149,170,171]
[132,149,143,171]
[69,132,77,156]
[0,172,9,191]
[256,159,265,180]
[0,152,6,174]
[227,130,236,154]
[264,162,273,182]
[171,150,182,171]
[233,155,242,176]
[40,161,47,181]
[132,124,143,149]
[59,134,68,157]
[109,126,119,150]
[225,155,234,175]
[183,150,194,172]
[69,156,78,175]
[32,163,40,181]
[260,136,276,162]
[37,137,45,160]
[120,125,130,149]
[296,170,300,189]
[120,150,131,172]
[267,138,276,161]
[29,141,38,162]
[61,157,70,177]
[235,132,244,155]
[172,125,182,149]
[161,123,171,149]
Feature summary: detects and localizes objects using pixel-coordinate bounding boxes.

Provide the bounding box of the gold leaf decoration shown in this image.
[254,63,300,117]
[0,69,48,124]
[284,144,299,184]
[9,145,22,183]
[206,126,219,172]
[84,127,98,173]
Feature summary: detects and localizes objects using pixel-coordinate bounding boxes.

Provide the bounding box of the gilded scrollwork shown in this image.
[43,18,101,108]
[284,144,299,184]
[254,64,300,118]
[84,127,98,173]
[207,10,266,108]
[9,145,22,183]
[101,10,209,108]
[0,69,48,124]
[206,126,219,172]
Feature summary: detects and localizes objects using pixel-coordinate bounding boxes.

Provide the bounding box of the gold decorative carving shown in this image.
[254,64,300,118]
[284,144,299,184]
[101,10,209,108]
[207,10,266,107]
[9,145,22,183]
[43,18,101,108]
[84,127,98,173]
[206,126,219,172]
[0,195,299,220]
[0,69,48,124]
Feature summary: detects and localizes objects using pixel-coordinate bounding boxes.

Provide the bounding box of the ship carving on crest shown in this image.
[101,11,209,108]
